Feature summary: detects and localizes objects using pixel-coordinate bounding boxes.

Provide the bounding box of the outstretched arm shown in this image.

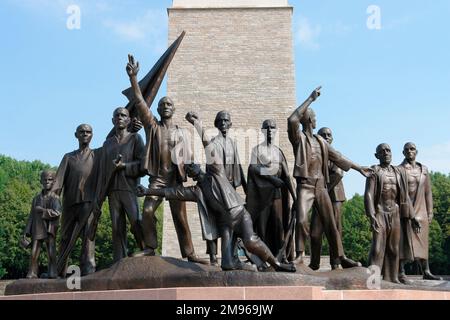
[288,86,321,142]
[327,144,373,178]
[137,185,198,202]
[127,54,155,127]
[185,111,213,147]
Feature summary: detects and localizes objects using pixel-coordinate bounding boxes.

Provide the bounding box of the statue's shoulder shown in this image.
[274,144,286,156]
[315,134,324,141]
[393,165,403,175]
[103,135,114,144]
[418,162,429,174]
[129,132,141,140]
[314,134,328,146]
[65,150,79,158]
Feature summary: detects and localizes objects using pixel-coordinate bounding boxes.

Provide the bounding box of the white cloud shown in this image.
[7,1,168,52]
[295,16,321,50]
[102,10,167,51]
[419,141,450,174]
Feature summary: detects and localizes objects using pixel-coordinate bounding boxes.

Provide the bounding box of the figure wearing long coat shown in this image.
[53,148,99,275]
[398,161,433,260]
[246,143,294,259]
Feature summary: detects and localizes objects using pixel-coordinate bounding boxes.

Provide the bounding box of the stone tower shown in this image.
[162,0,296,257]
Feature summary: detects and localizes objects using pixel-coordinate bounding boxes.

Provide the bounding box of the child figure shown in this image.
[22,170,61,279]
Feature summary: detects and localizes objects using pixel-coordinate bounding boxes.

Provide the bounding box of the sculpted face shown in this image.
[40,171,55,191]
[318,127,333,144]
[262,119,277,144]
[158,97,175,119]
[375,143,392,166]
[301,108,316,129]
[403,142,418,162]
[215,111,232,135]
[75,124,93,145]
[112,108,131,130]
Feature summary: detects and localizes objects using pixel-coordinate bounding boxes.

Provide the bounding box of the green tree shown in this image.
[341,194,372,266]
[428,220,447,274]
[0,179,43,279]
[430,172,450,274]
[0,155,164,279]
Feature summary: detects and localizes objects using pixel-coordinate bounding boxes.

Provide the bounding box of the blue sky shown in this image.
[0,0,449,197]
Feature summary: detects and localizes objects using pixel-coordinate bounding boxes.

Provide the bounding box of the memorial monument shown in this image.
[165,0,296,257]
[2,0,449,300]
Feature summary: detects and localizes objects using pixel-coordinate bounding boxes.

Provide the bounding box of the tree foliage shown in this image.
[430,172,450,273]
[341,194,372,266]
[0,155,163,279]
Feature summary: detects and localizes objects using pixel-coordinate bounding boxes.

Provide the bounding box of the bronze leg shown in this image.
[169,199,194,258]
[142,196,163,251]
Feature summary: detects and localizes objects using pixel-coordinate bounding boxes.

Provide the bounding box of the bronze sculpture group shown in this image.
[21,44,442,284]
[365,143,442,283]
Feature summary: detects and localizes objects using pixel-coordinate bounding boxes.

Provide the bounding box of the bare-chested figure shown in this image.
[364,143,416,283]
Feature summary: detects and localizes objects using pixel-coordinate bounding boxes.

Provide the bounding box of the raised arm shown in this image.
[185,111,213,147]
[126,54,156,127]
[288,86,321,141]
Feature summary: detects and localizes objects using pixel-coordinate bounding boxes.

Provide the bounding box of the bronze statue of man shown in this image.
[364,143,417,283]
[246,119,296,261]
[288,87,370,268]
[138,163,296,273]
[185,110,247,266]
[398,142,442,282]
[23,170,61,279]
[207,111,247,191]
[53,124,98,277]
[126,55,207,264]
[98,108,145,262]
[309,127,347,270]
